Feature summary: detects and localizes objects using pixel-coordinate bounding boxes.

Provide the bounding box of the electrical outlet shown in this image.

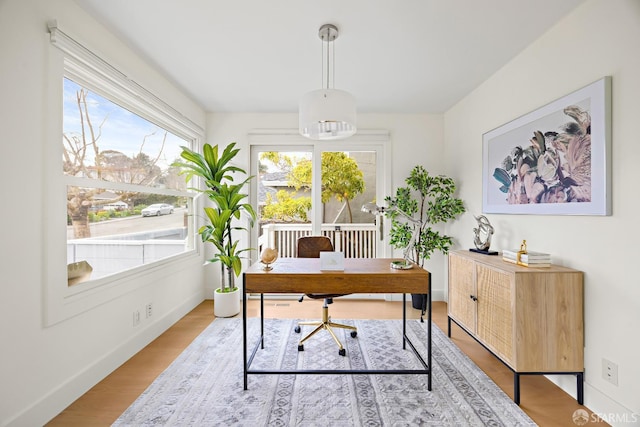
[133,310,141,327]
[602,358,618,386]
[146,303,153,318]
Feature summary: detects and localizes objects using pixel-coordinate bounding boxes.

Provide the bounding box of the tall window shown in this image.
[45,22,203,324]
[48,21,203,288]
[63,78,194,284]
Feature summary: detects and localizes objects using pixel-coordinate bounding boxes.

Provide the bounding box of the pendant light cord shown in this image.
[331,34,335,90]
[321,30,325,89]
[321,29,337,90]
[322,32,331,89]
[325,32,330,90]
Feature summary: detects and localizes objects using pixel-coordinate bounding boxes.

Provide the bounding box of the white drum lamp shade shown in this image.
[299,88,356,140]
[299,24,356,141]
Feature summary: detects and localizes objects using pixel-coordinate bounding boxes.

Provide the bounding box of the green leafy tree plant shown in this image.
[386,165,465,268]
[174,142,256,293]
[263,190,312,222]
[290,152,365,223]
[265,151,364,223]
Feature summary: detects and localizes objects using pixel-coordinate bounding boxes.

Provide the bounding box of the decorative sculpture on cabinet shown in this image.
[472,215,496,254]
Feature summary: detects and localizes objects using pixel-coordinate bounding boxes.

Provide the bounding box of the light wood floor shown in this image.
[48,299,603,426]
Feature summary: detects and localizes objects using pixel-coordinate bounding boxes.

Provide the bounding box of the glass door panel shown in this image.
[320,151,377,258]
[251,147,313,259]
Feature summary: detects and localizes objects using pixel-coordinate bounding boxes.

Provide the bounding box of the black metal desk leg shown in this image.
[260,293,264,349]
[427,290,432,391]
[514,373,520,405]
[243,275,248,390]
[577,373,584,405]
[402,293,407,350]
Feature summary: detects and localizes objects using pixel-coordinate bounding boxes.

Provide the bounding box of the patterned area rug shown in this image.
[113,318,535,426]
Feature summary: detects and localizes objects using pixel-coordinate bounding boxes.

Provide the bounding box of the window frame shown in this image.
[44,22,205,326]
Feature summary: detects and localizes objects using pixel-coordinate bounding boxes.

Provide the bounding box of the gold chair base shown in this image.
[296,305,357,354]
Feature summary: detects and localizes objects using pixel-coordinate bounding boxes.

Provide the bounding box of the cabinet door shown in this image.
[476,264,514,365]
[448,252,476,333]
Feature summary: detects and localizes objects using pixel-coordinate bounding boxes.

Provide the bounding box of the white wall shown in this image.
[0,1,207,425]
[6,0,632,424]
[206,113,448,298]
[444,0,640,421]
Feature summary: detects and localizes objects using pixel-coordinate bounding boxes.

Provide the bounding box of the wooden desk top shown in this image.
[243,258,430,294]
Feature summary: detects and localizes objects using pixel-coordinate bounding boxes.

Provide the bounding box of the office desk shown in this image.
[242,258,431,391]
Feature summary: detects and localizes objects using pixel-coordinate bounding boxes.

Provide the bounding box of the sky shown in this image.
[63,78,186,172]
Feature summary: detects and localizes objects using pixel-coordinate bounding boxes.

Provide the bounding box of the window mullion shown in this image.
[64,176,192,198]
[311,145,323,235]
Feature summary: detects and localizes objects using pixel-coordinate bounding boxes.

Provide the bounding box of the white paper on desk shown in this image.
[320,252,345,270]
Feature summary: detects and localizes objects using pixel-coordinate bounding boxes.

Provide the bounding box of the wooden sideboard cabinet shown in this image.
[447,250,584,405]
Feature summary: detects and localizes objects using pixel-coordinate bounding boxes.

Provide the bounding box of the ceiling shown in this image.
[74,0,584,114]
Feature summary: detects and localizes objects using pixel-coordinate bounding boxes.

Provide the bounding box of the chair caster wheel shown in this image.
[338,348,346,357]
[350,331,357,338]
[298,344,304,351]
[294,326,301,333]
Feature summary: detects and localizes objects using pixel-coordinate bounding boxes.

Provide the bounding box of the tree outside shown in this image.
[259,151,371,224]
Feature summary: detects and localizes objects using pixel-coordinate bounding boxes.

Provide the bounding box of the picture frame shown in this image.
[482,76,611,215]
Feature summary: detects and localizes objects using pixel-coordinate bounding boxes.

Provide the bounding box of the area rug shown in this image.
[113,318,535,426]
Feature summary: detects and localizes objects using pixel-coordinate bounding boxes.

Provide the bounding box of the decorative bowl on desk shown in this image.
[260,248,278,271]
[390,260,413,270]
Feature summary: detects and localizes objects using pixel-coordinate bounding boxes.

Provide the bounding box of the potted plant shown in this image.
[385,165,465,312]
[175,142,256,317]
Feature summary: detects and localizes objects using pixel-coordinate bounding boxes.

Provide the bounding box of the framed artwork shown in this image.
[482,76,611,215]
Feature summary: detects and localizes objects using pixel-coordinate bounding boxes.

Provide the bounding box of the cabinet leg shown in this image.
[577,373,584,405]
[447,316,451,337]
[514,373,520,405]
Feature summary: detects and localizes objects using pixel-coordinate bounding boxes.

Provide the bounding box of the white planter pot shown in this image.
[214,287,240,318]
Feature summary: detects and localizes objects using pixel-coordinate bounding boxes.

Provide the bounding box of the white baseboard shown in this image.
[6,292,204,427]
[546,375,639,426]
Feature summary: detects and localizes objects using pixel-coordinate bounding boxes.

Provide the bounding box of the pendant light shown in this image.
[299,24,356,140]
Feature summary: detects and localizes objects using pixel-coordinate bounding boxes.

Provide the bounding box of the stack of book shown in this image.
[502,249,551,267]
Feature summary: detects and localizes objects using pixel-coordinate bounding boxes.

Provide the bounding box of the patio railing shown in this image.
[259,223,377,258]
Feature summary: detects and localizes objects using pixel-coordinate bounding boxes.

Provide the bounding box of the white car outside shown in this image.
[141,203,174,217]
